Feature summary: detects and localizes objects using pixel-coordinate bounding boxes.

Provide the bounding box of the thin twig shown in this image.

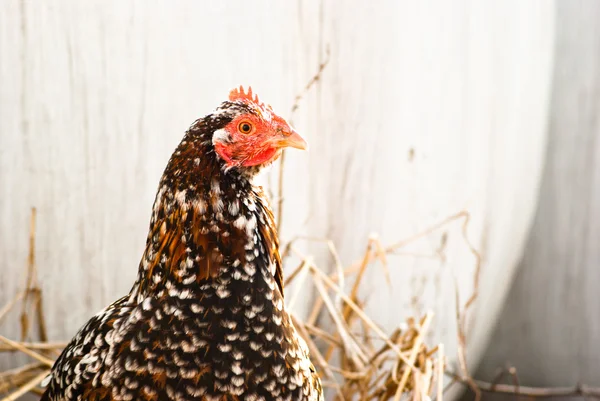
[0,341,66,352]
[0,369,42,395]
[454,276,480,401]
[436,344,444,401]
[0,336,54,367]
[20,208,38,340]
[276,47,331,232]
[448,372,600,398]
[456,212,482,336]
[312,273,368,369]
[0,363,43,381]
[0,370,49,401]
[287,259,312,313]
[0,292,25,325]
[394,312,433,401]
[303,324,343,347]
[301,252,418,371]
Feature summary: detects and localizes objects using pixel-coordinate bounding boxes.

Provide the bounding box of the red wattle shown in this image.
[242,147,279,167]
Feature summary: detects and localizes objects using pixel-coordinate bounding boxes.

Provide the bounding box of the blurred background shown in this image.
[0,0,599,400]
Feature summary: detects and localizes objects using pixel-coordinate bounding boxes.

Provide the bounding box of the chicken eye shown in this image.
[238,121,253,134]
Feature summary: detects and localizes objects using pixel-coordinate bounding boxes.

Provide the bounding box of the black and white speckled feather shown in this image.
[41,95,322,401]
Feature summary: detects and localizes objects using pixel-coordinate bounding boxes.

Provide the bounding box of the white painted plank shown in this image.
[0,1,554,384]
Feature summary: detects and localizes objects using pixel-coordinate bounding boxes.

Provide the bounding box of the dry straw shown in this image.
[279,221,468,401]
[3,208,600,401]
[0,207,473,401]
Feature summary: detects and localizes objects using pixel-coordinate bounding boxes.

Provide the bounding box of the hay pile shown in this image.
[282,236,446,401]
[0,208,484,401]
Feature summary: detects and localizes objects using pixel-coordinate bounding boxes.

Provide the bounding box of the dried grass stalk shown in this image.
[285,236,450,401]
[1,209,464,401]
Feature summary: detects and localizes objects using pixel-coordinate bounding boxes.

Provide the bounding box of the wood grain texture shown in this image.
[476,0,600,387]
[308,1,554,371]
[0,0,554,382]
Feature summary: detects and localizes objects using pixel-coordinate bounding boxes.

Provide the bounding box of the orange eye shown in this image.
[238,121,253,134]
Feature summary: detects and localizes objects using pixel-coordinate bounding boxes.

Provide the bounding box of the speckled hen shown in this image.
[41,87,323,401]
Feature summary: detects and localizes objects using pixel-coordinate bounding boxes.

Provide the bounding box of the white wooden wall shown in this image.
[476,0,600,387]
[0,0,555,382]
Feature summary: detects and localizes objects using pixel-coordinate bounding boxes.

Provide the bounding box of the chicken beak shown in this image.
[277,129,308,151]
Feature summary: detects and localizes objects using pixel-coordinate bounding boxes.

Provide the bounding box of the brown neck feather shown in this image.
[128,117,284,302]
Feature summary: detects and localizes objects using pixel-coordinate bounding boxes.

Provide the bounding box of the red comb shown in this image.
[229,85,262,105]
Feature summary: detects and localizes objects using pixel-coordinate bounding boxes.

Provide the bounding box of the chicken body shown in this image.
[41,90,322,401]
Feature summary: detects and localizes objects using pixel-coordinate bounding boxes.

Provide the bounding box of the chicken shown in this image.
[41,87,323,401]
